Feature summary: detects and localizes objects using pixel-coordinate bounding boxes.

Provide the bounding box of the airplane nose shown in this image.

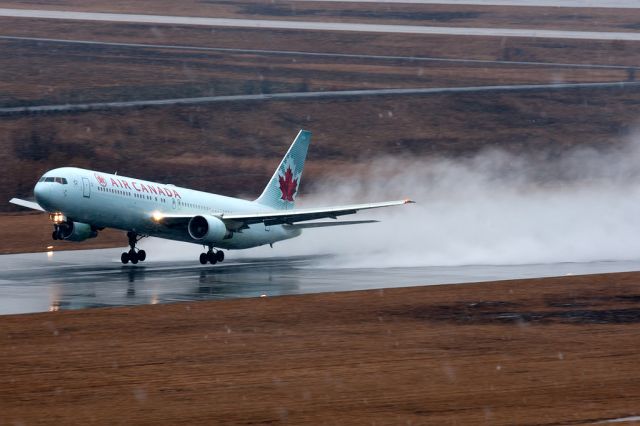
[34,182,52,209]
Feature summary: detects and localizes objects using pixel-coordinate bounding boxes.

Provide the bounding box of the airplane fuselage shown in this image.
[35,167,300,250]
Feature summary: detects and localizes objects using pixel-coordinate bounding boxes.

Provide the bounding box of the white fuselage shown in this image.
[34,167,300,249]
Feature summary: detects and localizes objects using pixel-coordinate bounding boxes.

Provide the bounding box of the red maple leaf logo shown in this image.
[278,166,298,202]
[94,173,107,187]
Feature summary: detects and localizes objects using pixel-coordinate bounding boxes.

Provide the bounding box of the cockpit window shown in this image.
[38,177,45,182]
[42,177,68,184]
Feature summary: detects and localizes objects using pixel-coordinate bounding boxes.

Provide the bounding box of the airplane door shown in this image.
[82,177,91,198]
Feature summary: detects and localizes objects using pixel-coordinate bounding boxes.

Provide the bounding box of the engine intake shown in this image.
[188,215,229,243]
[59,221,98,242]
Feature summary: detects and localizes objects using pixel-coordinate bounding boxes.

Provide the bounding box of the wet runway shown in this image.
[1,248,640,315]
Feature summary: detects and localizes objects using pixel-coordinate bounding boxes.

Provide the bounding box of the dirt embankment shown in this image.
[2,272,640,424]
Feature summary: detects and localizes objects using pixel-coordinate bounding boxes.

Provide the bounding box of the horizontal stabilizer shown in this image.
[287,220,379,229]
[9,198,44,212]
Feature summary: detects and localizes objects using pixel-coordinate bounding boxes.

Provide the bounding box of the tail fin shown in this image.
[255,130,311,210]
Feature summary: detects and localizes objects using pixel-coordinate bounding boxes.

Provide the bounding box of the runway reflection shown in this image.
[3,248,640,315]
[39,255,307,312]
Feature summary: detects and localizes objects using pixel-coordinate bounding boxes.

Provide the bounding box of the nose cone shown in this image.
[34,182,53,210]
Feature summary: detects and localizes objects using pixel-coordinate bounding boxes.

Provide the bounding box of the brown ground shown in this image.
[2,271,640,424]
[1,38,628,107]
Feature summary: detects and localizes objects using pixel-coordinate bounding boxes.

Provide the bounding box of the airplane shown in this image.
[9,130,413,264]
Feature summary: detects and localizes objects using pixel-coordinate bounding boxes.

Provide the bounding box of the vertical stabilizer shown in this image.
[255,130,311,210]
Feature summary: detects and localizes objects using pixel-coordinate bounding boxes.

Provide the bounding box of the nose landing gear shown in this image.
[121,231,147,264]
[199,245,224,265]
[49,213,66,240]
[52,226,63,240]
[51,222,68,240]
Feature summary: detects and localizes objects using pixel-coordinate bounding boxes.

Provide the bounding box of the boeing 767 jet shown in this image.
[10,130,413,264]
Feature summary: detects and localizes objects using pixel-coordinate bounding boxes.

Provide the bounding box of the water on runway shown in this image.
[1,248,640,315]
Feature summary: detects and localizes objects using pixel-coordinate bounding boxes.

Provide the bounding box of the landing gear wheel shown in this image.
[121,252,130,264]
[52,231,58,241]
[123,231,147,264]
[207,251,217,265]
[216,251,224,262]
[199,253,208,265]
[129,249,138,264]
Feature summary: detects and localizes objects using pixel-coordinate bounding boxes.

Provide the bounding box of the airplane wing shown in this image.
[222,199,414,228]
[287,220,379,229]
[9,198,45,212]
[152,199,413,230]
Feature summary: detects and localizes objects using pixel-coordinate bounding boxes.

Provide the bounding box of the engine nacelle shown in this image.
[188,215,229,243]
[59,221,98,242]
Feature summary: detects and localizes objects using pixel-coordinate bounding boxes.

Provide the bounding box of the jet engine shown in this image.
[188,215,230,243]
[58,221,98,241]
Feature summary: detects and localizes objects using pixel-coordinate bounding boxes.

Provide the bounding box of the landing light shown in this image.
[152,211,164,222]
[50,212,65,224]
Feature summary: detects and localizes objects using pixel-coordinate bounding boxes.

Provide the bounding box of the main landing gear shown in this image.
[199,245,224,265]
[121,231,147,265]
